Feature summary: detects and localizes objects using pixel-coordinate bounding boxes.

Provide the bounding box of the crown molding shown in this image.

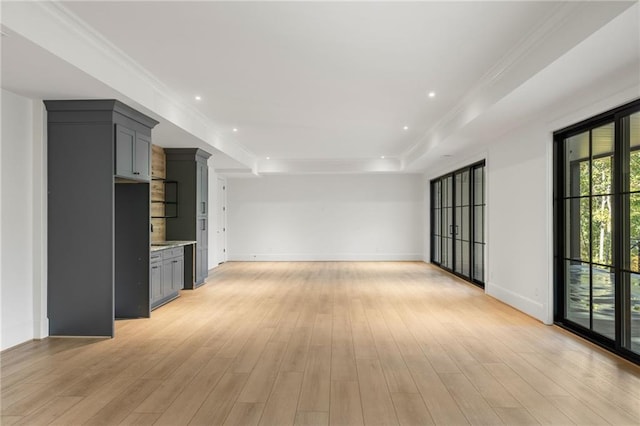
[1,1,256,168]
[401,1,634,170]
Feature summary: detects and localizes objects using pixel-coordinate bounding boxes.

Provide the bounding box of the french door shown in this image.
[554,98,640,364]
[431,161,485,287]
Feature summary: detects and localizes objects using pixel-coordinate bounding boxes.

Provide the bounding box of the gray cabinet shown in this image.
[172,256,184,292]
[165,148,212,288]
[151,254,163,302]
[197,161,208,215]
[45,100,158,337]
[115,124,151,182]
[150,246,184,309]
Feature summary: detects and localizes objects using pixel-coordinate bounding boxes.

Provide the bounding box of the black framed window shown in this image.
[554,98,640,364]
[431,161,485,287]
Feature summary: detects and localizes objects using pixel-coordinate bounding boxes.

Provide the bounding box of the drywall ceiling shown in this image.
[0,25,245,170]
[1,1,637,175]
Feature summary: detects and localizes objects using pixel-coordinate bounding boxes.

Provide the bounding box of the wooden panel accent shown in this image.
[151,145,166,243]
[151,145,166,179]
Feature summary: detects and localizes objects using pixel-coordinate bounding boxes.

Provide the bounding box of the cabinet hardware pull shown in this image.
[133,172,140,175]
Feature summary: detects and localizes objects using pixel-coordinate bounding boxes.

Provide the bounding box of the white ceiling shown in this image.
[1,1,638,175]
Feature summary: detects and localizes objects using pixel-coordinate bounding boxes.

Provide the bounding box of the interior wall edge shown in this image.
[227,254,425,262]
[32,99,48,340]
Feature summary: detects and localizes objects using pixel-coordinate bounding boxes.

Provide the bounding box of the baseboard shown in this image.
[486,281,547,323]
[1,321,35,351]
[228,253,424,262]
[35,318,49,340]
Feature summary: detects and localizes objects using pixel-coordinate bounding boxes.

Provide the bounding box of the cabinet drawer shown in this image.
[150,252,162,263]
[162,246,183,260]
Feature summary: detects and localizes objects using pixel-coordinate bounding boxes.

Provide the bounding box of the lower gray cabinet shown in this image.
[151,261,162,302]
[172,257,184,292]
[150,246,184,309]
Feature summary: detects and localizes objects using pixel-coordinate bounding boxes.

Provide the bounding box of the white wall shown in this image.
[227,174,423,261]
[207,163,227,269]
[424,87,639,325]
[484,123,551,323]
[1,90,35,350]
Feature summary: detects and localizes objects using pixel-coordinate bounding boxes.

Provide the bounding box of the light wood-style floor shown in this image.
[2,262,640,425]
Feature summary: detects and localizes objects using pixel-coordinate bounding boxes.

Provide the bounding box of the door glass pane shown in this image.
[592,265,615,340]
[455,174,462,206]
[566,260,590,329]
[474,167,484,205]
[444,177,452,207]
[628,112,640,192]
[592,195,612,266]
[461,206,470,241]
[473,243,484,282]
[565,132,590,197]
[591,156,613,195]
[627,194,640,273]
[434,181,441,208]
[432,234,440,264]
[474,206,484,243]
[455,241,462,272]
[626,273,640,355]
[461,241,470,278]
[444,237,453,269]
[564,198,590,261]
[592,123,614,157]
[461,170,470,206]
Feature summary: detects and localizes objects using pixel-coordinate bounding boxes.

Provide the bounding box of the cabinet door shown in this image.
[201,248,208,280]
[134,134,151,181]
[172,257,184,291]
[197,218,207,245]
[150,263,162,303]
[200,163,208,215]
[162,260,173,296]
[115,125,135,179]
[196,162,207,216]
[195,248,202,283]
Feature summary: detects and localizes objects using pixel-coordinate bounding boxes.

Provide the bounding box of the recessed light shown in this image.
[266,156,270,160]
[195,95,202,101]
[403,126,409,130]
[233,128,238,132]
[428,91,436,98]
[380,156,385,159]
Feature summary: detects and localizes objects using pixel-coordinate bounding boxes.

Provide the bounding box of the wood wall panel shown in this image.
[151,145,166,242]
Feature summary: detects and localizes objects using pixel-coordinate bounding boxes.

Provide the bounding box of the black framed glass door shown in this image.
[431,161,485,287]
[554,98,640,364]
[454,170,471,278]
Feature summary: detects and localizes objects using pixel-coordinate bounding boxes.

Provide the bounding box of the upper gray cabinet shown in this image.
[165,148,212,287]
[115,124,151,182]
[197,161,208,216]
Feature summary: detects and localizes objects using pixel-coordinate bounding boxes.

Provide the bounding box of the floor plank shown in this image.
[1,262,639,426]
[329,380,364,426]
